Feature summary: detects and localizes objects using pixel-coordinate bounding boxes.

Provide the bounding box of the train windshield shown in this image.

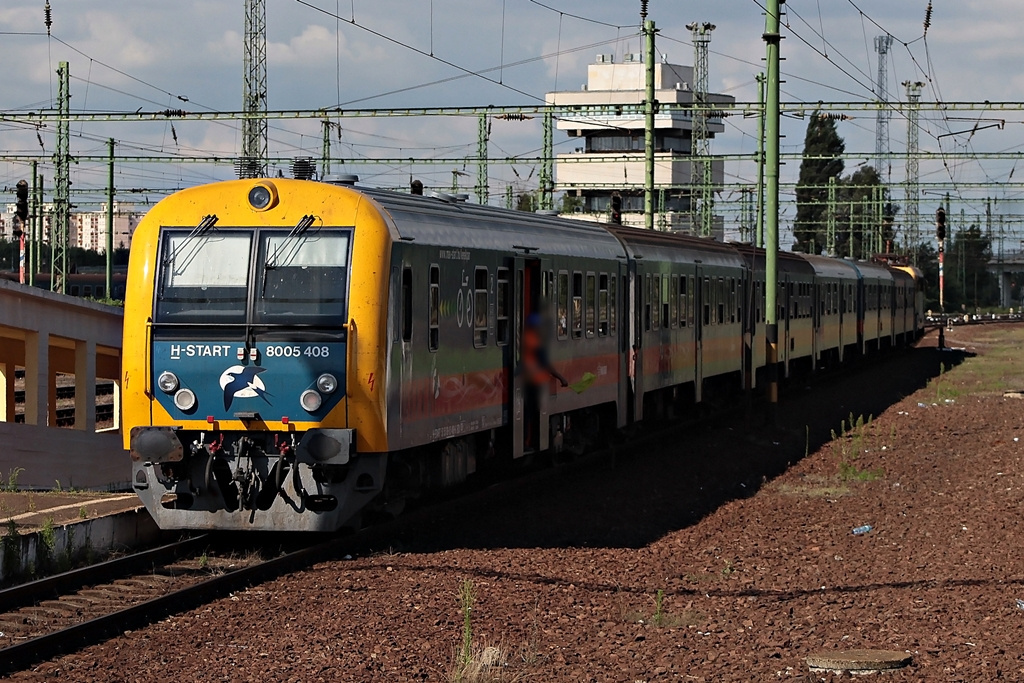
[254,230,350,325]
[156,232,251,324]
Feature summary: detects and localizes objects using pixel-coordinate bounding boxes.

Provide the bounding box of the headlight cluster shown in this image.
[300,373,338,413]
[157,370,196,412]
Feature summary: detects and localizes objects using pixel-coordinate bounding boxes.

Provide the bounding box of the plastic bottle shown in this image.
[852,525,872,535]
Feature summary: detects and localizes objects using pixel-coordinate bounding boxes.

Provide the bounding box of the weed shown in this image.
[60,524,75,571]
[2,520,20,581]
[458,579,475,677]
[78,506,88,519]
[38,516,57,573]
[652,589,665,625]
[721,560,735,577]
[53,480,62,493]
[3,467,23,493]
[198,552,209,570]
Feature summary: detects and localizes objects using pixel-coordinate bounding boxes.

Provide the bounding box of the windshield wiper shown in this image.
[163,214,219,267]
[266,215,317,270]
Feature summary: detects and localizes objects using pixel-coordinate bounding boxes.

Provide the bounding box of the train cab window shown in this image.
[586,273,597,338]
[474,267,488,347]
[496,268,510,346]
[687,276,695,327]
[156,231,253,324]
[572,272,583,339]
[717,277,725,325]
[670,275,679,328]
[609,275,617,334]
[254,231,351,325]
[71,285,80,296]
[702,277,711,326]
[598,274,609,336]
[428,265,440,351]
[557,271,569,340]
[401,267,413,342]
[677,276,686,328]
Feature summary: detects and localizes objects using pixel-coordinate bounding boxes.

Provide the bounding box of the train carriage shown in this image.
[123,176,928,533]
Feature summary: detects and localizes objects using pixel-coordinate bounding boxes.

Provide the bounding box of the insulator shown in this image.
[44,1,51,34]
[499,113,528,121]
[923,2,932,35]
[640,0,648,20]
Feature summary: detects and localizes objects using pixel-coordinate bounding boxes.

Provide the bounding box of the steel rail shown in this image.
[0,535,209,614]
[0,535,344,675]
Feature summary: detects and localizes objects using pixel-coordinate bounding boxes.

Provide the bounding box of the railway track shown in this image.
[0,534,346,675]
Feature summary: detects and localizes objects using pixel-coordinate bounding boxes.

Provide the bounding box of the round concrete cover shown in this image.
[806,649,912,671]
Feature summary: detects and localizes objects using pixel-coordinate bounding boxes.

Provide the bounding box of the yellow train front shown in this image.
[124,178,392,531]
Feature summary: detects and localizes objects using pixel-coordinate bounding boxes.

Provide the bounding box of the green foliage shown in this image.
[795,112,845,253]
[557,193,584,214]
[515,192,538,213]
[198,552,209,570]
[38,516,57,573]
[833,414,884,482]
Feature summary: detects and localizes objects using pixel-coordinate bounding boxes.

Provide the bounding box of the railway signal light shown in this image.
[935,207,946,240]
[610,194,622,225]
[13,179,28,238]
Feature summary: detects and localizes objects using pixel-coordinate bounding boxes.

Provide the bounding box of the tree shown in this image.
[835,165,898,259]
[516,191,538,213]
[794,113,845,253]
[558,192,583,214]
[947,224,997,311]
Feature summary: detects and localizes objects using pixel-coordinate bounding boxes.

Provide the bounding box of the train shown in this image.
[0,270,128,300]
[122,177,925,531]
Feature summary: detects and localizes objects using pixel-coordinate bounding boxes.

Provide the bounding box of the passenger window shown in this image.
[652,275,661,330]
[678,276,686,328]
[609,275,617,334]
[598,274,609,336]
[586,273,596,338]
[644,274,652,331]
[688,276,695,327]
[557,271,569,340]
[662,276,670,328]
[429,265,440,351]
[572,272,583,339]
[730,279,737,323]
[702,277,710,326]
[474,268,488,347]
[96,285,104,298]
[717,277,725,325]
[497,268,510,346]
[401,267,413,342]
[670,275,679,328]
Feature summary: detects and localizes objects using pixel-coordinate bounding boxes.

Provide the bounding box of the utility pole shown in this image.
[763,0,783,412]
[106,138,115,298]
[476,113,489,205]
[873,35,893,178]
[321,119,332,178]
[826,176,837,256]
[756,72,766,248]
[688,21,715,237]
[848,199,855,259]
[539,109,554,211]
[53,61,70,295]
[29,161,37,287]
[642,9,657,231]
[241,0,268,178]
[904,81,924,263]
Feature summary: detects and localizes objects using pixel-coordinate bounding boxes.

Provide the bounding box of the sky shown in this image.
[1,0,1022,243]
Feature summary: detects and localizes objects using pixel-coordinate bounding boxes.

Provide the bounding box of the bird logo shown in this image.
[219,365,271,410]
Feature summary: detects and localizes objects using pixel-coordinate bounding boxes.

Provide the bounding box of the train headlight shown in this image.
[173,388,197,412]
[157,371,179,393]
[316,373,338,394]
[300,389,323,412]
[247,181,278,211]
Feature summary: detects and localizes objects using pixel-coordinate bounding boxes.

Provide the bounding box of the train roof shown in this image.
[604,225,746,268]
[358,187,627,261]
[729,244,817,277]
[798,254,863,281]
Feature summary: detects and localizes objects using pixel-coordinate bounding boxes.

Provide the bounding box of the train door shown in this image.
[837,281,846,362]
[511,257,546,459]
[781,274,791,377]
[693,265,703,403]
